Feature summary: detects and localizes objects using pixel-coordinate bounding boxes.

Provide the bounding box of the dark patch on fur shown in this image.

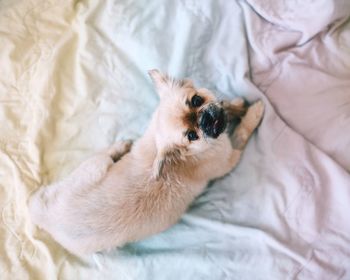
[182,110,198,130]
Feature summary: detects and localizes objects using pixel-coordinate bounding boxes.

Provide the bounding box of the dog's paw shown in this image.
[118,139,133,153]
[108,140,133,160]
[230,97,245,108]
[246,100,265,127]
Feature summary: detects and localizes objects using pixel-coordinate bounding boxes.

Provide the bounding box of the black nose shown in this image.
[199,104,227,138]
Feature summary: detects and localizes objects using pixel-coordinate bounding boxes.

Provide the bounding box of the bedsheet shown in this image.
[1,0,350,279]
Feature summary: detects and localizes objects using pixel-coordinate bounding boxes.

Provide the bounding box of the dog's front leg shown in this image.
[221,97,247,123]
[228,100,265,166]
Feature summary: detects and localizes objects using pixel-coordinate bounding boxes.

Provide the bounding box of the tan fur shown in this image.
[29,70,265,256]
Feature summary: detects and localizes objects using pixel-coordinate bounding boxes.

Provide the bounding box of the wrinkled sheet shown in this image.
[0,0,350,279]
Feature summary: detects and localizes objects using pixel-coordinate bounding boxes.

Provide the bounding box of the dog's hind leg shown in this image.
[105,139,133,162]
[65,140,133,189]
[31,140,133,203]
[29,140,132,227]
[29,150,114,231]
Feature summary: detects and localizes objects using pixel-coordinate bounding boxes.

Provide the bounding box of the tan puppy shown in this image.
[29,70,264,255]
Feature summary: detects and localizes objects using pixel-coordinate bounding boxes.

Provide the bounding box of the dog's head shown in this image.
[148,69,242,179]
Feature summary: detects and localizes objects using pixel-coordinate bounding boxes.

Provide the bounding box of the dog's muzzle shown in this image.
[198,103,227,138]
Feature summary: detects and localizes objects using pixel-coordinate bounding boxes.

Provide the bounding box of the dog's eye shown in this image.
[187,130,199,141]
[191,94,204,107]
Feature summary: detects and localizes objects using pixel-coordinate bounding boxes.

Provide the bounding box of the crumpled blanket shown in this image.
[1,0,350,279]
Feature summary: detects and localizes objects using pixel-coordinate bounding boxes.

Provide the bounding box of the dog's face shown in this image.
[148,70,230,179]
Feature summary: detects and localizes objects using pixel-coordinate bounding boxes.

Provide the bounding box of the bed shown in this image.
[1,0,350,279]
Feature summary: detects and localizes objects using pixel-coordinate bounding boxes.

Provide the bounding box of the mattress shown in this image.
[1,0,350,279]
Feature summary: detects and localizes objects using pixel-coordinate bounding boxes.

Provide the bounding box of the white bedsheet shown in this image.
[1,0,350,279]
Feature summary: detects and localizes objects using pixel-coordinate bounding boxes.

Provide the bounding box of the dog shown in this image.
[29,70,265,255]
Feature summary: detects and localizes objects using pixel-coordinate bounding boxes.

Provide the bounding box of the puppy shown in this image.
[29,70,264,255]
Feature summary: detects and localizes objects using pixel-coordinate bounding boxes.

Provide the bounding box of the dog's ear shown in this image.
[181,78,193,88]
[148,69,170,93]
[148,69,193,92]
[152,147,182,180]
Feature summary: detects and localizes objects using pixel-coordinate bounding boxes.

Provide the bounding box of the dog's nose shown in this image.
[199,104,227,138]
